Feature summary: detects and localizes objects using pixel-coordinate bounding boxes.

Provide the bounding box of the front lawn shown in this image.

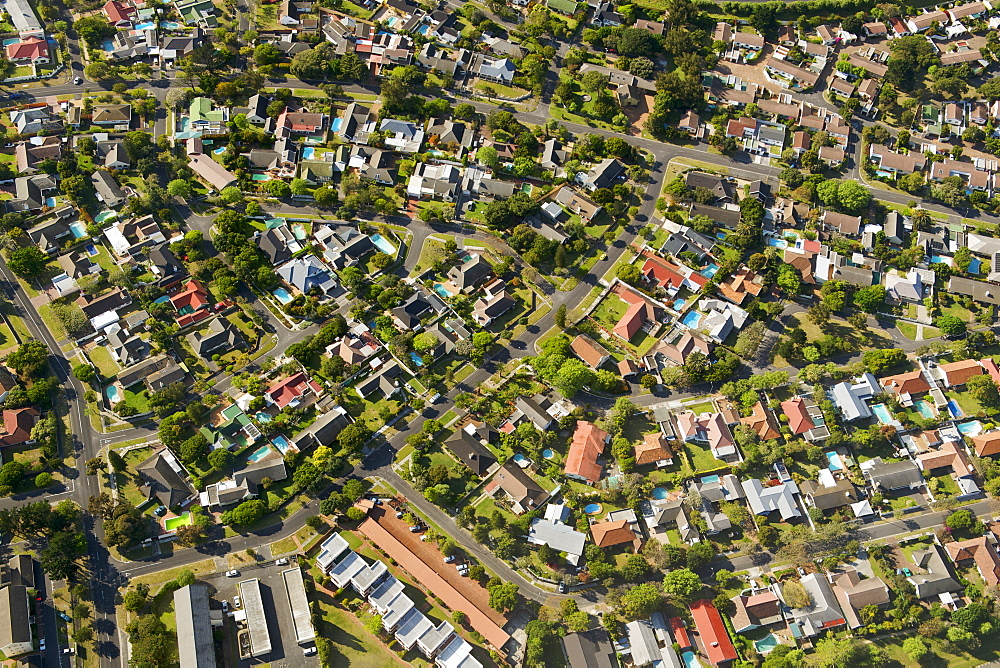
[88,345,120,379]
[684,441,722,473]
[591,293,629,329]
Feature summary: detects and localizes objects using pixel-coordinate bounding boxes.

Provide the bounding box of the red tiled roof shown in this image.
[642,258,684,290]
[570,335,610,370]
[169,279,210,312]
[265,372,318,409]
[635,432,672,465]
[590,519,637,548]
[359,518,511,649]
[0,407,39,447]
[982,358,1000,385]
[740,401,780,441]
[690,599,738,665]
[613,300,649,341]
[6,37,48,61]
[565,421,606,483]
[941,359,984,386]
[946,536,1000,587]
[972,431,1000,457]
[879,369,930,396]
[670,617,691,649]
[781,397,814,435]
[103,0,136,22]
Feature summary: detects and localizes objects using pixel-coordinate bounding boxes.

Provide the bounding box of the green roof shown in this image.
[546,0,577,13]
[189,97,226,123]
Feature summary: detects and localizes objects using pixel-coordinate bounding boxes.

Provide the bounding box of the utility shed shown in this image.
[282,567,316,644]
[239,578,272,657]
[173,583,217,668]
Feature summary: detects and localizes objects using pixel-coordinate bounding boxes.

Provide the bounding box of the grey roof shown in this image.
[582,158,625,190]
[8,174,55,212]
[174,584,217,668]
[527,518,586,558]
[863,457,923,491]
[292,405,351,450]
[562,629,617,668]
[137,450,192,508]
[118,354,175,388]
[238,578,272,657]
[258,228,293,265]
[247,93,269,120]
[77,287,131,319]
[787,572,846,637]
[355,362,402,399]
[186,318,243,358]
[831,382,871,421]
[689,203,741,229]
[684,171,733,201]
[0,585,30,656]
[515,395,554,429]
[234,457,288,488]
[800,478,860,510]
[426,119,471,149]
[444,427,497,476]
[277,256,337,294]
[626,618,660,667]
[147,363,186,392]
[908,543,963,598]
[7,555,33,589]
[948,276,1000,305]
[447,254,492,291]
[391,292,439,329]
[147,244,183,280]
[832,264,875,286]
[281,567,316,644]
[108,329,149,366]
[477,56,515,82]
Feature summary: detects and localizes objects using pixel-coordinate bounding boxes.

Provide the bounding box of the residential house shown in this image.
[634,432,672,468]
[186,317,243,359]
[9,108,48,135]
[77,288,131,329]
[830,568,890,628]
[485,460,547,514]
[512,395,556,431]
[277,256,337,295]
[676,411,739,461]
[764,56,820,90]
[14,137,61,175]
[683,172,734,200]
[265,372,321,410]
[908,543,963,600]
[471,288,515,327]
[591,510,643,551]
[91,170,126,208]
[7,0,41,37]
[784,572,847,637]
[742,478,800,520]
[578,158,625,192]
[92,104,132,130]
[473,55,516,84]
[148,245,184,285]
[7,174,55,215]
[444,423,497,477]
[972,431,1000,457]
[189,154,237,191]
[354,363,403,401]
[104,215,165,258]
[831,378,874,421]
[689,601,738,665]
[0,407,38,447]
[861,457,924,492]
[244,93,269,125]
[5,36,48,64]
[426,119,472,154]
[945,536,1000,587]
[740,401,780,441]
[553,186,603,221]
[107,328,149,366]
[570,334,612,370]
[97,140,130,169]
[56,249,99,281]
[561,629,617,668]
[730,590,784,634]
[939,359,984,387]
[688,475,743,534]
[257,227,296,266]
[391,291,445,330]
[0,585,32,658]
[565,421,607,484]
[801,472,863,516]
[137,448,193,508]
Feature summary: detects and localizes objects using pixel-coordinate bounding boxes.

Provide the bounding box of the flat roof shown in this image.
[238,579,272,657]
[282,568,316,645]
[174,584,217,668]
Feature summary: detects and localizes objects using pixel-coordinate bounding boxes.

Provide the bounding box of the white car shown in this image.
[39,639,45,652]
[221,600,229,612]
[233,595,242,608]
[226,570,240,577]
[303,647,317,656]
[73,76,82,85]
[276,558,289,566]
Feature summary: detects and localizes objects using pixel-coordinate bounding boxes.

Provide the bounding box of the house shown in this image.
[107,328,149,366]
[949,276,1000,306]
[679,110,700,135]
[564,421,607,484]
[0,585,32,658]
[677,411,738,461]
[265,372,321,410]
[570,334,611,370]
[946,536,1000,587]
[822,211,862,236]
[764,56,820,90]
[392,291,445,330]
[635,432,673,468]
[730,591,784,634]
[591,1,623,26]
[338,103,376,144]
[513,395,555,431]
[77,288,131,325]
[9,108,48,135]
[0,369,17,404]
[14,137,61,175]
[689,600,738,665]
[0,407,38,447]
[644,498,698,544]
[92,104,132,130]
[426,119,472,153]
[697,299,749,343]
[257,227,295,266]
[189,154,238,191]
[658,331,712,366]
[578,158,625,192]
[861,457,924,492]
[561,630,617,668]
[908,543,963,599]
[186,318,243,358]
[527,516,586,565]
[447,254,492,293]
[863,21,887,37]
[831,381,871,421]
[354,363,403,401]
[816,24,837,44]
[97,140,130,169]
[471,290,515,327]
[972,431,1000,457]
[880,369,931,399]
[473,55,515,84]
[819,145,845,167]
[830,569,890,629]
[740,401,780,441]
[591,515,642,551]
[137,448,193,508]
[7,0,41,37]
[148,245,184,285]
[117,354,185,391]
[626,613,683,668]
[5,36,48,64]
[245,94,269,125]
[105,215,165,257]
[939,359,983,387]
[717,267,763,306]
[91,170,127,208]
[444,423,497,476]
[801,473,862,515]
[742,478,800,520]
[688,475,742,534]
[784,573,847,637]
[379,118,423,153]
[277,256,337,295]
[57,249,99,280]
[553,186,603,221]
[406,162,458,199]
[613,293,656,342]
[484,460,547,514]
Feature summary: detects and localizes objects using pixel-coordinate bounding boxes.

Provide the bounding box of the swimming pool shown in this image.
[302,146,316,160]
[948,399,963,418]
[94,210,117,223]
[164,512,192,531]
[273,288,293,304]
[872,403,893,424]
[160,20,181,29]
[825,451,843,471]
[969,257,982,274]
[292,224,307,240]
[409,352,424,367]
[958,420,982,436]
[681,650,700,668]
[272,435,291,455]
[584,503,603,515]
[85,244,98,256]
[513,453,527,464]
[767,237,788,249]
[69,221,87,239]
[914,400,935,419]
[652,486,668,500]
[247,445,273,463]
[134,21,155,30]
[699,263,720,278]
[432,283,451,299]
[542,449,554,459]
[681,311,702,328]
[700,474,720,484]
[370,233,396,254]
[46,197,57,208]
[251,173,271,181]
[673,298,686,311]
[754,633,780,654]
[716,231,727,239]
[255,411,272,423]
[929,255,948,265]
[330,118,343,132]
[213,147,226,155]
[154,295,170,305]
[104,385,122,404]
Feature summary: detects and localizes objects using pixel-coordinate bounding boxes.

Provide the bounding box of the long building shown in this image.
[174,583,217,668]
[238,579,272,657]
[281,567,316,645]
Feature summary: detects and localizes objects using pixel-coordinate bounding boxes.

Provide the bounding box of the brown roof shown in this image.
[618,358,639,377]
[635,433,672,466]
[565,421,607,483]
[570,335,611,370]
[879,370,930,396]
[730,591,782,631]
[972,431,1000,457]
[946,536,1000,587]
[485,461,547,512]
[940,359,984,386]
[917,441,971,474]
[740,402,781,441]
[359,518,511,649]
[718,266,763,305]
[591,519,638,549]
[824,211,862,235]
[0,407,38,446]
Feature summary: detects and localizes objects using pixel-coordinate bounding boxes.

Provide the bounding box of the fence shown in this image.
[4,63,65,84]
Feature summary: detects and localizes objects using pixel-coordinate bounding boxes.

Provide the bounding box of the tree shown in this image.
[811,637,880,667]
[554,304,567,329]
[338,423,372,452]
[40,530,86,580]
[7,247,48,277]
[75,16,116,48]
[617,582,663,619]
[686,540,715,570]
[853,285,886,313]
[946,508,976,532]
[220,499,267,525]
[219,186,243,204]
[72,364,95,383]
[207,448,234,470]
[935,314,967,337]
[616,263,641,284]
[167,179,192,199]
[6,340,49,378]
[662,568,701,604]
[836,179,871,213]
[967,374,1000,410]
[621,554,651,582]
[487,581,519,613]
[123,584,150,612]
[552,359,594,398]
[34,472,52,488]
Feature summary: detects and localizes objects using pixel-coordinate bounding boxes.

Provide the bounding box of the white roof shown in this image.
[741,478,801,520]
[626,619,660,667]
[527,518,587,563]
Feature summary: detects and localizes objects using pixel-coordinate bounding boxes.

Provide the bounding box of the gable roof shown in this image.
[946,536,1000,586]
[444,426,497,476]
[0,407,38,447]
[689,600,738,665]
[879,369,930,395]
[486,460,547,512]
[590,519,637,548]
[137,449,192,508]
[940,359,984,386]
[973,431,1000,457]
[570,334,611,369]
[635,432,672,466]
[781,397,815,435]
[740,401,780,441]
[565,421,607,483]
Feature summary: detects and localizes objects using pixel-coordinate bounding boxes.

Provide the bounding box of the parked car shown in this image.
[558,582,566,594]
[73,76,82,85]
[233,596,241,608]
[303,647,317,656]
[58,613,71,622]
[226,570,240,577]
[395,511,405,519]
[39,639,45,652]
[276,558,289,566]
[444,555,455,564]
[221,600,229,612]
[409,525,423,533]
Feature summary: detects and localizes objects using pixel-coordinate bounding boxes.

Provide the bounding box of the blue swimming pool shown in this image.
[754,633,780,654]
[681,311,702,328]
[255,411,272,423]
[69,221,87,238]
[134,21,155,30]
[370,233,396,254]
[247,445,273,463]
[584,503,603,515]
[542,449,554,459]
[699,263,720,278]
[958,420,982,435]
[825,451,843,471]
[330,118,343,132]
[251,173,271,181]
[673,298,686,311]
[948,400,964,418]
[872,403,893,424]
[970,258,982,274]
[292,224,307,240]
[681,650,700,668]
[273,288,293,304]
[432,283,451,299]
[160,20,181,29]
[154,295,170,305]
[213,147,226,155]
[409,352,424,367]
[513,453,527,463]
[94,210,117,223]
[85,244,98,256]
[716,231,727,239]
[272,435,291,455]
[652,486,668,500]
[302,147,316,160]
[104,385,122,403]
[700,474,720,484]
[914,400,935,419]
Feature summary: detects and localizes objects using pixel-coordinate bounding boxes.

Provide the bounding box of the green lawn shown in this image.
[343,391,404,431]
[686,400,716,415]
[897,322,918,340]
[939,300,973,322]
[946,390,983,417]
[590,293,629,329]
[685,441,722,473]
[473,80,532,99]
[122,388,150,414]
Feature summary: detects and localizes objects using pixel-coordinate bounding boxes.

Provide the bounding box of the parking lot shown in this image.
[202,558,320,668]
